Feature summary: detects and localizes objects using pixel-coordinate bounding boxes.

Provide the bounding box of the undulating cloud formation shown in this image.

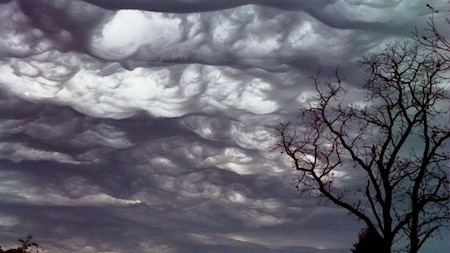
[0,0,448,252]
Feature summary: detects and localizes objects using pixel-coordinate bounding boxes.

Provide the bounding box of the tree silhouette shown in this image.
[351,228,384,253]
[0,234,43,253]
[416,3,450,65]
[277,8,449,253]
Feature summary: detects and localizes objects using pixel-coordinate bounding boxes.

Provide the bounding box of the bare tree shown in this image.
[416,4,450,66]
[277,35,449,253]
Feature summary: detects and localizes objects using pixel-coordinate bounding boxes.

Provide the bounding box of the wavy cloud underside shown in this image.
[0,0,448,252]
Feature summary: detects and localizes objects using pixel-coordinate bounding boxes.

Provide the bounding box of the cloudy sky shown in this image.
[0,0,448,252]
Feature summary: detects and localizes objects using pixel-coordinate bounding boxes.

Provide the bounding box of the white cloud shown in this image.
[91,10,184,60]
[0,142,78,164]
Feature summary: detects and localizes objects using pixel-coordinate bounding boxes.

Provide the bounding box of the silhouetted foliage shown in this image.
[351,228,384,253]
[0,234,43,253]
[277,5,449,253]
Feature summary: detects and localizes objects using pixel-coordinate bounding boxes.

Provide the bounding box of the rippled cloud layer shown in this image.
[0,0,448,252]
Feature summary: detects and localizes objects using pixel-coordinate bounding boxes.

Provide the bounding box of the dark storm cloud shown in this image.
[0,0,448,252]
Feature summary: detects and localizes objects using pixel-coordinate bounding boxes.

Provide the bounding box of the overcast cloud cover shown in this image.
[0,0,449,252]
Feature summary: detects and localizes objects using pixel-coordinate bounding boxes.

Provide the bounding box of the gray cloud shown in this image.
[0,0,448,252]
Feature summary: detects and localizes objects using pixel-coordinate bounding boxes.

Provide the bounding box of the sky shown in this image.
[0,0,449,252]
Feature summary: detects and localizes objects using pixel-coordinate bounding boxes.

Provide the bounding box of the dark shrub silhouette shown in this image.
[0,234,43,253]
[351,228,384,253]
